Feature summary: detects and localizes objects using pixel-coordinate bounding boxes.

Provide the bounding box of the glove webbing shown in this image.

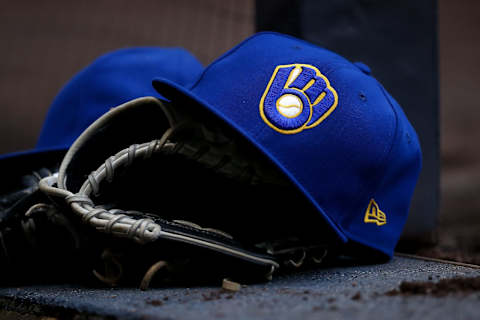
[37,124,271,244]
[38,126,175,243]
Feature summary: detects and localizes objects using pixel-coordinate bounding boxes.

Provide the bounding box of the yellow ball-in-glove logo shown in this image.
[259,64,338,134]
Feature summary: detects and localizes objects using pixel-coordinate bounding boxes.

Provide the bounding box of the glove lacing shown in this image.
[31,100,312,288]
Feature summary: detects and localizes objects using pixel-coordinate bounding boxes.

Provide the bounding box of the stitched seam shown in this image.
[337,82,399,224]
[338,82,398,238]
[370,84,400,201]
[190,31,355,90]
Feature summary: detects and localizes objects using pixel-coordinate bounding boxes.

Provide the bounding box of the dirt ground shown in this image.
[386,276,480,297]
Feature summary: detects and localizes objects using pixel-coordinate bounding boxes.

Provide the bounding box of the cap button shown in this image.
[354,62,371,75]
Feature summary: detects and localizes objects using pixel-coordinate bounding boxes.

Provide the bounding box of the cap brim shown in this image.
[152,78,348,244]
[0,145,67,161]
[0,146,67,184]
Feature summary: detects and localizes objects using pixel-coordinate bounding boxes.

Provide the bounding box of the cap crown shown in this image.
[154,32,422,257]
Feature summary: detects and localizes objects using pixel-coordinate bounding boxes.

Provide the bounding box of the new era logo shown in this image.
[364,199,387,226]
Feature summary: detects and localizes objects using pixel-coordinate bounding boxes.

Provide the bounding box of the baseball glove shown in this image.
[1,97,334,289]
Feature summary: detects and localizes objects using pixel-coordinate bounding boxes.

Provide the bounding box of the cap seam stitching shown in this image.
[189,33,270,90]
[189,31,355,91]
[371,84,401,200]
[343,82,399,257]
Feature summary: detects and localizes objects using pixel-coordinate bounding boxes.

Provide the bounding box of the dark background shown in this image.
[0,0,478,260]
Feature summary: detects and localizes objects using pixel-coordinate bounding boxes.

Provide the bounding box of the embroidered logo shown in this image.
[259,64,338,134]
[364,199,387,226]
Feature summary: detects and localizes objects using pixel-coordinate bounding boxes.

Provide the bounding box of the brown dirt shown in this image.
[351,292,362,300]
[386,276,480,297]
[201,289,236,301]
[415,246,480,266]
[145,299,164,306]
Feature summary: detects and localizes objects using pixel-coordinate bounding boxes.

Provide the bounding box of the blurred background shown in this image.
[0,0,478,262]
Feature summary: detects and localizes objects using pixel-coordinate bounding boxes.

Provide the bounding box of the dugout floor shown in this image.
[0,256,479,320]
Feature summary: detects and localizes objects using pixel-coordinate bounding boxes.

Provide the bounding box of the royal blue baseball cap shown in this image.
[0,47,204,161]
[153,32,422,258]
